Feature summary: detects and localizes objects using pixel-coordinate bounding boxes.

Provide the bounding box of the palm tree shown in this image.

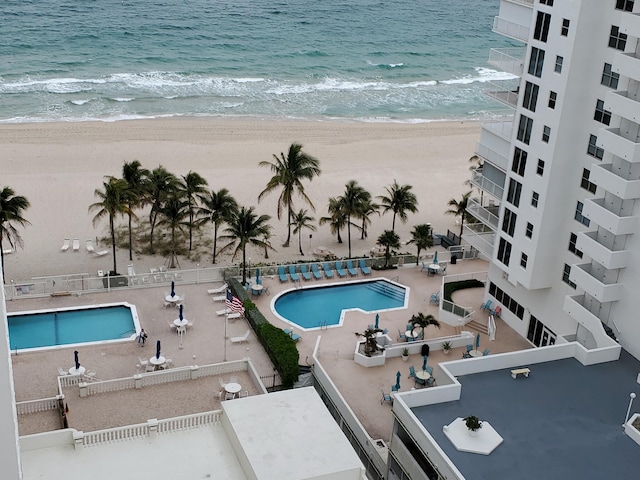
[291,209,316,255]
[408,224,433,265]
[337,180,370,258]
[89,177,130,274]
[180,171,208,252]
[261,227,275,260]
[445,191,472,239]
[465,155,485,204]
[358,198,380,240]
[409,312,441,339]
[377,230,400,268]
[121,160,149,261]
[156,195,189,268]
[0,186,30,282]
[258,143,321,247]
[319,196,345,244]
[144,166,179,253]
[198,188,238,264]
[378,180,418,232]
[218,206,273,284]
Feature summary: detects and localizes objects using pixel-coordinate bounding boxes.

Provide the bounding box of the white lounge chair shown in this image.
[57,366,69,376]
[72,238,80,252]
[230,329,251,344]
[216,308,232,316]
[60,239,70,252]
[95,249,109,257]
[207,283,228,295]
[86,240,95,253]
[227,312,242,321]
[212,295,226,302]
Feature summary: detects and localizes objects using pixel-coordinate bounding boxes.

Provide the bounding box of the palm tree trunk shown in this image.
[337,228,342,243]
[0,245,5,283]
[212,224,219,264]
[347,214,352,258]
[149,210,157,253]
[284,208,292,247]
[392,213,396,232]
[241,245,247,285]
[188,212,193,251]
[128,211,133,261]
[109,216,117,274]
[459,216,464,239]
[298,229,303,255]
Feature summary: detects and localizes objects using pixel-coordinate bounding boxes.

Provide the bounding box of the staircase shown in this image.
[465,318,489,335]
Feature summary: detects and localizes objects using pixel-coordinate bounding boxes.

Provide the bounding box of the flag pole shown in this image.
[224,309,228,362]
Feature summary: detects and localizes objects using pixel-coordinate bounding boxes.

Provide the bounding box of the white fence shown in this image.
[16,396,61,415]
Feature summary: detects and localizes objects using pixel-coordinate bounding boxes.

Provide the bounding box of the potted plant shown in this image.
[354,327,383,357]
[401,347,409,362]
[442,340,452,355]
[463,415,482,436]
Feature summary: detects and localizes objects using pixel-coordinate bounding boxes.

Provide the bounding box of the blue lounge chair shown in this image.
[288,265,300,281]
[346,260,358,276]
[481,299,492,311]
[277,266,288,282]
[322,262,335,278]
[482,348,490,356]
[335,261,347,278]
[300,264,312,281]
[381,389,393,405]
[359,259,371,275]
[430,291,440,304]
[391,384,399,392]
[310,264,323,279]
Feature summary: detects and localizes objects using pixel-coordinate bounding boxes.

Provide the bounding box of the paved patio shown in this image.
[8,256,532,442]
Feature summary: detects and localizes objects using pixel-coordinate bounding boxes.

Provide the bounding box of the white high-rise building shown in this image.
[466,0,640,360]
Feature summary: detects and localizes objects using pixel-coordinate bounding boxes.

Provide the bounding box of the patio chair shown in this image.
[426,376,437,387]
[207,283,228,295]
[425,365,434,375]
[57,366,69,376]
[214,389,224,401]
[311,264,323,279]
[322,262,335,278]
[219,378,227,388]
[334,261,347,278]
[278,266,288,282]
[230,329,251,344]
[391,384,399,392]
[466,344,473,352]
[483,348,490,356]
[225,392,236,400]
[430,292,440,304]
[288,265,300,282]
[229,375,238,384]
[490,305,502,317]
[300,264,312,281]
[397,329,407,341]
[480,299,493,311]
[239,390,249,398]
[359,259,371,275]
[380,389,393,405]
[345,260,358,276]
[439,265,447,276]
[409,366,426,387]
[60,238,71,252]
[138,356,149,368]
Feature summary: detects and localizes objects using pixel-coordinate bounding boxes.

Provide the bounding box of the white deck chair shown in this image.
[219,378,227,388]
[214,389,224,401]
[138,356,149,368]
[239,390,249,398]
[212,295,226,302]
[95,249,109,257]
[164,358,174,368]
[57,366,69,376]
[60,239,70,252]
[229,375,238,384]
[216,308,231,316]
[86,240,95,253]
[225,392,235,400]
[207,283,228,295]
[72,238,80,251]
[230,329,251,344]
[227,312,242,321]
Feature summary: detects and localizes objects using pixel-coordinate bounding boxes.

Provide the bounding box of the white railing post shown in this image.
[79,382,88,398]
[73,430,84,449]
[190,365,200,379]
[134,374,143,389]
[148,418,158,438]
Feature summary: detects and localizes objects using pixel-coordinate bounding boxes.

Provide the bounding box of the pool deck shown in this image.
[7,256,532,442]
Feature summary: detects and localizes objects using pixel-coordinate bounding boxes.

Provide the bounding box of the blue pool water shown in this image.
[7,303,138,351]
[273,279,407,330]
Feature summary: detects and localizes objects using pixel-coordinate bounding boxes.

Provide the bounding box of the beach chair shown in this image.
[335,261,347,278]
[212,295,226,302]
[490,305,502,317]
[358,259,371,275]
[228,312,243,320]
[57,366,69,376]
[300,264,312,281]
[95,249,109,257]
[322,262,335,278]
[216,308,231,316]
[72,238,80,252]
[311,264,323,279]
[397,329,407,341]
[207,283,228,295]
[430,291,440,304]
[278,266,288,282]
[381,389,393,405]
[60,239,70,252]
[230,329,251,344]
[288,265,300,281]
[345,260,358,276]
[480,299,492,311]
[86,239,95,253]
[482,348,490,356]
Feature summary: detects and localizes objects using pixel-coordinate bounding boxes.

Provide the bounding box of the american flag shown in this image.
[225,289,244,314]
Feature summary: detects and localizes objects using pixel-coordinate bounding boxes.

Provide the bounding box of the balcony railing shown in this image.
[470,168,505,200]
[467,197,500,230]
[481,118,514,141]
[505,0,534,6]
[577,231,630,270]
[571,263,623,303]
[488,48,526,77]
[462,223,496,259]
[583,197,638,235]
[493,16,530,42]
[475,141,509,171]
[598,128,640,163]
[590,163,640,200]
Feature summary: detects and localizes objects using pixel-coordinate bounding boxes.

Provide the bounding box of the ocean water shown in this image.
[0,0,517,123]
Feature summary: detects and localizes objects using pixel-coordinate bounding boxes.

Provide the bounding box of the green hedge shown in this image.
[443,279,485,302]
[228,278,299,388]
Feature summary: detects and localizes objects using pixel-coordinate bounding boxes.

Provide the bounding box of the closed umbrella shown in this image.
[395,371,401,390]
[375,313,380,329]
[475,332,481,351]
[256,268,261,285]
[422,355,428,371]
[179,304,184,321]
[156,340,161,360]
[170,281,175,297]
[74,350,80,370]
[433,251,438,264]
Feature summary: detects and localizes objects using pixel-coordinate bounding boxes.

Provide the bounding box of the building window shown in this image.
[534,11,551,42]
[575,201,590,227]
[601,63,620,89]
[561,19,570,36]
[594,99,611,125]
[569,233,583,258]
[507,178,522,207]
[502,208,517,237]
[581,168,597,194]
[587,134,604,160]
[520,253,528,269]
[540,0,554,5]
[542,125,551,143]
[532,191,539,207]
[616,0,634,12]
[528,47,545,77]
[537,159,545,176]
[522,81,539,112]
[517,115,533,145]
[525,222,534,238]
[609,26,628,51]
[488,282,525,319]
[555,56,564,73]
[512,147,528,176]
[497,238,512,266]
[548,91,557,109]
[562,264,577,289]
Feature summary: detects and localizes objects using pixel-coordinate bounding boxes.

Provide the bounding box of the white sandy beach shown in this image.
[0,118,480,281]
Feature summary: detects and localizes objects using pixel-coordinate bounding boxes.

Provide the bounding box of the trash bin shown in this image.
[450,255,457,265]
[421,344,430,357]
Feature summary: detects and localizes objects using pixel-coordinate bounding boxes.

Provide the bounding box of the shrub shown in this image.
[443,279,484,302]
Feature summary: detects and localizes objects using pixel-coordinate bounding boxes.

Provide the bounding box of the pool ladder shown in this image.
[317,320,328,330]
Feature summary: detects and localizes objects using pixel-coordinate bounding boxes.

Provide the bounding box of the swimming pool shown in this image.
[7,302,139,352]
[272,279,408,330]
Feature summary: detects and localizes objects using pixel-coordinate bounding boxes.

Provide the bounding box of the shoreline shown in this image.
[1,117,481,282]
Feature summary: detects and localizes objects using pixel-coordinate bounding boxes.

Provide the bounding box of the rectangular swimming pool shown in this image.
[7,302,139,352]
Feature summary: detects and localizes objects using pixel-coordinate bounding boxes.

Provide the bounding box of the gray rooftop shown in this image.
[412,350,640,480]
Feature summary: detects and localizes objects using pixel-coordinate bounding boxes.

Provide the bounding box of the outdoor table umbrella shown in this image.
[475,333,481,352]
[179,304,184,321]
[395,371,401,390]
[170,281,175,297]
[375,314,380,329]
[74,350,80,370]
[156,340,161,360]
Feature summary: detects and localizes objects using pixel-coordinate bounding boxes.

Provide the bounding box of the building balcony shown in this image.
[486,79,520,109]
[620,12,640,38]
[597,128,640,163]
[563,295,615,348]
[589,163,640,200]
[475,141,509,172]
[481,118,514,142]
[488,48,526,77]
[467,197,500,230]
[583,197,638,235]
[470,168,505,200]
[605,91,640,123]
[462,223,496,259]
[493,16,530,43]
[576,231,631,270]
[504,0,534,6]
[614,51,640,82]
[570,263,623,303]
